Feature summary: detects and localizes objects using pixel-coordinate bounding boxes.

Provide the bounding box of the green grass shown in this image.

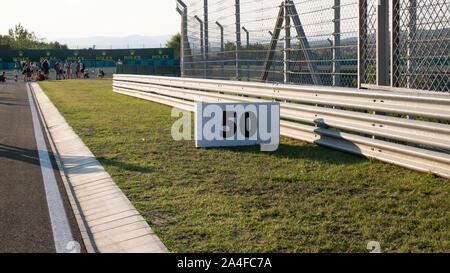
[39,79,449,253]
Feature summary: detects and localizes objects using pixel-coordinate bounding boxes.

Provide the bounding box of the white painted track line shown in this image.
[31,83,168,253]
[26,83,75,253]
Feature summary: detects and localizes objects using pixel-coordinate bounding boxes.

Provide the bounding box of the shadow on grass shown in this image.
[213,142,365,166]
[96,156,155,173]
[204,118,365,166]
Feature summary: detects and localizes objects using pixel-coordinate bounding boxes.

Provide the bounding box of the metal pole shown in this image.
[216,21,224,79]
[374,0,389,135]
[194,15,204,78]
[286,0,322,85]
[261,4,284,82]
[407,0,417,121]
[333,0,341,86]
[391,0,400,87]
[235,0,242,80]
[407,0,417,89]
[358,0,367,89]
[327,39,333,85]
[204,0,209,79]
[176,6,184,77]
[376,0,389,86]
[242,27,250,81]
[284,0,291,84]
[268,31,274,81]
[176,0,187,77]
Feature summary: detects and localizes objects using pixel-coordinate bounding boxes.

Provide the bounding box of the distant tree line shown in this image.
[166,33,180,59]
[0,23,68,50]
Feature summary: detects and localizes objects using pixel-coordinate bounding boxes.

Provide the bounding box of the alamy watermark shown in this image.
[66,241,81,253]
[367,241,382,253]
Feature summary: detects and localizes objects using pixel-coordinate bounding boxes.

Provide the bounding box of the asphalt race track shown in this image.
[0,81,85,253]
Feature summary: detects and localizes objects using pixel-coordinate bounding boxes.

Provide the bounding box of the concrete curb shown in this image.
[30,83,169,253]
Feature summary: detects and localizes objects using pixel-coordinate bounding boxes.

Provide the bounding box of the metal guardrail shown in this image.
[113,74,450,179]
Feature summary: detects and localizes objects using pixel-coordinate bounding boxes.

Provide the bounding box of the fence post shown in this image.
[376,0,389,86]
[327,39,334,85]
[204,0,209,79]
[176,0,187,77]
[216,21,225,79]
[194,15,204,78]
[357,0,367,89]
[407,0,417,89]
[284,0,291,84]
[333,0,341,86]
[391,0,400,87]
[235,0,242,81]
[242,27,250,81]
[176,7,184,77]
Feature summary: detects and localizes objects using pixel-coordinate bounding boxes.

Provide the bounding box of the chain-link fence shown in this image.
[178,0,449,92]
[179,0,359,87]
[360,0,449,92]
[359,0,377,86]
[391,0,449,92]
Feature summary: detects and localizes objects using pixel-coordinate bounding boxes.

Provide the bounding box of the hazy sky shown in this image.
[0,0,180,40]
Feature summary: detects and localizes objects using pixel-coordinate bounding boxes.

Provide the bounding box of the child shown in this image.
[97,68,105,78]
[0,72,6,83]
[36,71,45,81]
[71,61,77,79]
[14,66,19,82]
[23,65,31,82]
[55,61,61,80]
[83,69,89,79]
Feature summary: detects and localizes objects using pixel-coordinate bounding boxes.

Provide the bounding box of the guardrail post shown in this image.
[333,0,341,86]
[204,0,209,79]
[373,0,390,140]
[376,0,389,86]
[216,21,225,79]
[235,0,242,81]
[406,1,417,140]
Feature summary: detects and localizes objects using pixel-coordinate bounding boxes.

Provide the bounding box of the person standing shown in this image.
[55,61,61,80]
[76,61,80,79]
[30,62,35,81]
[0,72,6,83]
[14,62,19,82]
[66,61,71,79]
[71,61,77,79]
[23,63,31,82]
[42,59,50,79]
[80,61,85,78]
[61,61,67,80]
